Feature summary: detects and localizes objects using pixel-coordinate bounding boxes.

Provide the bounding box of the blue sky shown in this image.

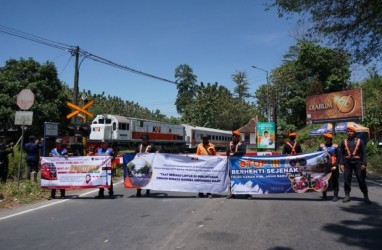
[1,0,301,118]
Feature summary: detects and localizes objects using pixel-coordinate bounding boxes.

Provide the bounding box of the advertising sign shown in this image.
[257,122,275,149]
[306,89,363,123]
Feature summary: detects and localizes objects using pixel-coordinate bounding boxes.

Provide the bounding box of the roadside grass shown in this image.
[0,180,50,209]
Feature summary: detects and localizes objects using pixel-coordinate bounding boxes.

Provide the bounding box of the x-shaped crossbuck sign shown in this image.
[66,100,94,119]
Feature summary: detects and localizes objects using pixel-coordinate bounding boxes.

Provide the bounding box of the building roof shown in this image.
[238,118,257,133]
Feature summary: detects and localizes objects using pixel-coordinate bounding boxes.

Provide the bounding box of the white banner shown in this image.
[124,153,228,193]
[41,156,112,189]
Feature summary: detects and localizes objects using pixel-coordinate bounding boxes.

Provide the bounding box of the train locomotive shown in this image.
[88,114,232,153]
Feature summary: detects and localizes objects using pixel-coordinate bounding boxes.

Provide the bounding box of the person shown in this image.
[338,127,371,204]
[260,131,272,146]
[95,140,115,198]
[0,142,14,183]
[226,130,247,199]
[84,174,93,185]
[86,145,96,156]
[23,135,43,182]
[282,132,303,155]
[196,134,216,198]
[49,138,67,199]
[318,133,339,202]
[134,134,158,197]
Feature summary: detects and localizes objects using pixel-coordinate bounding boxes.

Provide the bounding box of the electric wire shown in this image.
[0,25,176,84]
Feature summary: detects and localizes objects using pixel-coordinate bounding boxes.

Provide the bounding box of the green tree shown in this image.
[0,58,71,136]
[232,71,250,100]
[175,64,198,115]
[257,41,351,132]
[269,0,382,64]
[361,69,382,139]
[182,82,258,131]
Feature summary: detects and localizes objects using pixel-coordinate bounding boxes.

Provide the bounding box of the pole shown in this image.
[274,91,278,151]
[73,46,80,106]
[82,116,87,156]
[251,66,270,122]
[17,125,25,188]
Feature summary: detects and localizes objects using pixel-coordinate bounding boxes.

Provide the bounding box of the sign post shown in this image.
[15,89,35,187]
[43,122,59,157]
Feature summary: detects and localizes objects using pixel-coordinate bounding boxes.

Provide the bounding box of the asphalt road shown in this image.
[0,174,381,250]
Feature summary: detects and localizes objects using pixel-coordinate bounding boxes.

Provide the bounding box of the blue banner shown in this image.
[229,151,330,195]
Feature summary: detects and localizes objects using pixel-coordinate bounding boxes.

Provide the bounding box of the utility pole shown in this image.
[73,46,80,106]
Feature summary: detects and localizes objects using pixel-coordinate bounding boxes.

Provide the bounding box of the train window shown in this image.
[98,119,104,124]
[139,120,144,127]
[169,128,172,133]
[106,119,112,124]
[112,122,116,131]
[119,123,127,130]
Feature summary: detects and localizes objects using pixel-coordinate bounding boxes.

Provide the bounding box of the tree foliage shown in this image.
[360,69,382,139]
[256,41,351,133]
[181,81,259,131]
[269,0,382,64]
[232,71,251,100]
[0,58,71,136]
[175,64,198,115]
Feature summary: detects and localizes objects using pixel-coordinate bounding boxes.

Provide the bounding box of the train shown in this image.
[88,114,232,153]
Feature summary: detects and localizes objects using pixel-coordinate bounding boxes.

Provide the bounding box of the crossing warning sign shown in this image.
[66,100,94,119]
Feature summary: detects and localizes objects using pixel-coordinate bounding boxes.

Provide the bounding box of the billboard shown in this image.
[257,122,275,149]
[306,89,363,124]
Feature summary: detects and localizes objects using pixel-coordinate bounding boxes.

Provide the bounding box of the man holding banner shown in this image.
[196,134,216,198]
[95,140,115,198]
[318,133,339,202]
[226,130,247,199]
[134,134,158,197]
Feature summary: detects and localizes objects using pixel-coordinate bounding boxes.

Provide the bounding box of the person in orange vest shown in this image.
[282,132,302,155]
[134,134,158,197]
[318,133,339,202]
[196,134,216,198]
[226,130,247,199]
[339,127,371,204]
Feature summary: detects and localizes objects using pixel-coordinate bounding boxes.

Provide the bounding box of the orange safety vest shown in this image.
[197,143,216,155]
[344,138,361,159]
[286,142,297,154]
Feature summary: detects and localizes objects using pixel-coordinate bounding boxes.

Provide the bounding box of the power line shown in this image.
[0,25,74,51]
[0,25,177,84]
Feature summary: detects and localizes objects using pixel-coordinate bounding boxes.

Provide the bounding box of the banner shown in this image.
[124,153,228,193]
[41,156,112,189]
[229,151,330,195]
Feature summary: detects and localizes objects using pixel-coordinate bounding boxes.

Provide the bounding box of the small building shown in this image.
[237,117,258,149]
